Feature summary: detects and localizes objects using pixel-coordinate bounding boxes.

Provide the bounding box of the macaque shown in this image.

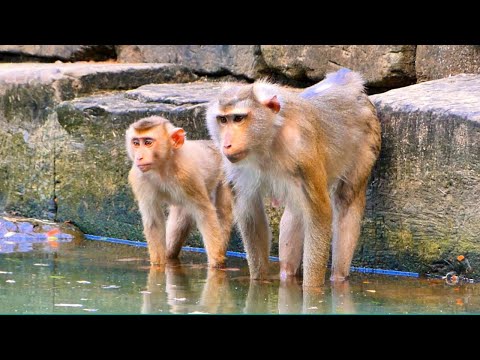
[206,68,381,288]
[126,116,233,268]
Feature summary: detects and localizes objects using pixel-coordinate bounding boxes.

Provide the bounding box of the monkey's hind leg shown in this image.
[166,205,194,260]
[195,203,227,268]
[279,206,304,280]
[214,182,233,251]
[330,179,368,281]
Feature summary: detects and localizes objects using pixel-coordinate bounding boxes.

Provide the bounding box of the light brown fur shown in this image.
[206,69,381,288]
[126,116,233,268]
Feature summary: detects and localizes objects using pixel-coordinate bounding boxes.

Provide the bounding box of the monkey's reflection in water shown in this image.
[245,278,356,314]
[141,262,235,314]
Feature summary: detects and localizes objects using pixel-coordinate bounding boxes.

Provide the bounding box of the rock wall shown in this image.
[416,45,480,82]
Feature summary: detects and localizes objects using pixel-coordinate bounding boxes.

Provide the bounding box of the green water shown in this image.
[1,239,479,314]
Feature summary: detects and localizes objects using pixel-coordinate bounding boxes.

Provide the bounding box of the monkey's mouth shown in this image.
[137,164,152,172]
[225,150,248,163]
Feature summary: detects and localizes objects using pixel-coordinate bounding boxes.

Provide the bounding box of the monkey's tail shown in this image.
[300,68,365,99]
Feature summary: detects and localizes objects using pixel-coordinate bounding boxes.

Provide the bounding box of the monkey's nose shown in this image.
[224,144,232,149]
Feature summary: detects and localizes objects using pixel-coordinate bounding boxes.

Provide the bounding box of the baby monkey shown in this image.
[126,116,233,267]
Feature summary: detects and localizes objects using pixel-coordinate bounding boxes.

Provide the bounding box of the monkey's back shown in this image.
[297,69,381,185]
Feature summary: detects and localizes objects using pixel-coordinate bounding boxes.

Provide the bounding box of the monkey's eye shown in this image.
[144,139,154,147]
[132,139,140,147]
[217,115,227,124]
[233,114,246,123]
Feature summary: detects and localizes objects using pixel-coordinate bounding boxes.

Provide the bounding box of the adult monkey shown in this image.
[206,68,381,287]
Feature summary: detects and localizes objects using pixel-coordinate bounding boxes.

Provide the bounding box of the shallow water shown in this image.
[1,239,479,314]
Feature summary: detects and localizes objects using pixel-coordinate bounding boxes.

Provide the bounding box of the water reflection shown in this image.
[3,239,480,314]
[141,261,358,315]
[142,264,236,314]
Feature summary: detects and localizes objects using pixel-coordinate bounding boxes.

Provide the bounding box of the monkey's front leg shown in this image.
[139,199,167,266]
[236,193,271,280]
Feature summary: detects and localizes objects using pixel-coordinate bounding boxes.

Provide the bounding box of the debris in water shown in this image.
[83,308,98,312]
[77,280,91,284]
[308,306,318,310]
[0,271,13,274]
[366,290,376,293]
[6,279,15,283]
[189,311,209,314]
[55,303,83,307]
[173,297,187,301]
[140,291,151,294]
[50,276,65,279]
[33,263,49,267]
[117,258,144,262]
[102,285,121,289]
[219,268,241,272]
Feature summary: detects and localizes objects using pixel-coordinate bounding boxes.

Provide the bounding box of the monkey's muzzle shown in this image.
[225,150,248,163]
[137,164,152,172]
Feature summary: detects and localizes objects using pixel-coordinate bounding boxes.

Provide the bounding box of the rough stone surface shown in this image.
[0,45,115,62]
[116,45,268,80]
[54,82,225,244]
[416,45,480,82]
[364,74,480,277]
[0,63,196,220]
[261,45,417,90]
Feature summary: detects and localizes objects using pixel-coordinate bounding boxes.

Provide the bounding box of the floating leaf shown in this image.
[33,263,49,267]
[140,291,151,294]
[173,297,187,301]
[82,308,98,312]
[457,255,465,262]
[46,228,61,237]
[0,271,13,274]
[366,290,376,293]
[102,285,120,289]
[456,298,464,306]
[76,280,91,284]
[55,303,83,307]
[362,281,370,284]
[6,279,15,283]
[308,306,318,310]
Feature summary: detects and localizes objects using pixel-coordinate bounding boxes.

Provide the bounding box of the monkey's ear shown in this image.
[171,128,186,149]
[263,95,281,113]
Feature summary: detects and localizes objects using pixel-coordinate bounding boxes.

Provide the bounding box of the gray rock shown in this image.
[261,45,417,89]
[364,74,480,275]
[0,45,115,62]
[0,63,196,220]
[116,45,268,79]
[416,45,480,82]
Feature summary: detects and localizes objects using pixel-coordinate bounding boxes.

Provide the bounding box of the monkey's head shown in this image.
[126,116,186,173]
[206,81,283,164]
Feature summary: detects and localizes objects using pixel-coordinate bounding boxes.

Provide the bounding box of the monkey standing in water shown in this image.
[126,116,233,268]
[206,68,381,287]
